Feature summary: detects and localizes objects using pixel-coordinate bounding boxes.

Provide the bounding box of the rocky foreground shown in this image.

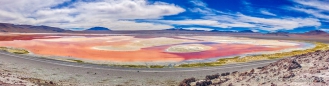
[180,50,329,86]
[0,66,57,86]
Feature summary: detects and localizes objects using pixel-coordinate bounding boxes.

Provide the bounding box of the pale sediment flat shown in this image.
[165,44,212,53]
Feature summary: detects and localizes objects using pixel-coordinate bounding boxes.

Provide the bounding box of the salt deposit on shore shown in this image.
[166,44,213,53]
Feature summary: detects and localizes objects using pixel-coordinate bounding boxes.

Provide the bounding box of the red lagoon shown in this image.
[0,34,301,62]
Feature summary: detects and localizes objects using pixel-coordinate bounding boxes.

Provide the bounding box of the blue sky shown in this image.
[0,0,328,33]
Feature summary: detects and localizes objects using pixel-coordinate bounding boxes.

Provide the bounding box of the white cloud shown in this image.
[251,29,259,32]
[0,0,69,13]
[0,0,323,31]
[183,0,320,31]
[190,0,208,7]
[260,10,277,16]
[188,0,223,15]
[155,19,219,26]
[293,0,329,11]
[151,13,320,31]
[184,0,322,31]
[319,28,329,32]
[291,0,329,21]
[0,0,185,30]
[237,14,321,31]
[72,1,185,19]
[291,7,329,21]
[184,27,212,31]
[150,19,256,28]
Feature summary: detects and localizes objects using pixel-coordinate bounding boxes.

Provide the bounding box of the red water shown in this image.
[0,34,297,62]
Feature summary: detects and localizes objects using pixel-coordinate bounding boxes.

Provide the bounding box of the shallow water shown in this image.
[0,34,308,63]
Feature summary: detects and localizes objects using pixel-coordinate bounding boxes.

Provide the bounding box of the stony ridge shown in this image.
[180,50,329,86]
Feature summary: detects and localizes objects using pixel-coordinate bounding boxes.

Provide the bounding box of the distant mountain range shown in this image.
[267,31,290,36]
[0,23,71,33]
[0,23,328,36]
[302,30,328,35]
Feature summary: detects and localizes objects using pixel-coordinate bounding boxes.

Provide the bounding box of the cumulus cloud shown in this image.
[0,0,185,30]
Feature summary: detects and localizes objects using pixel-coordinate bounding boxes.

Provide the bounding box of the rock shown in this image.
[325,58,329,62]
[221,72,230,76]
[282,72,295,78]
[310,70,321,74]
[318,67,328,70]
[179,77,196,86]
[210,79,221,84]
[226,72,230,75]
[217,78,230,84]
[232,71,238,74]
[250,69,255,74]
[206,74,219,80]
[196,80,212,86]
[257,66,264,69]
[303,59,310,63]
[180,83,188,86]
[49,81,54,84]
[319,56,323,60]
[239,72,248,76]
[271,83,277,86]
[312,76,324,83]
[288,60,302,70]
[260,71,269,74]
